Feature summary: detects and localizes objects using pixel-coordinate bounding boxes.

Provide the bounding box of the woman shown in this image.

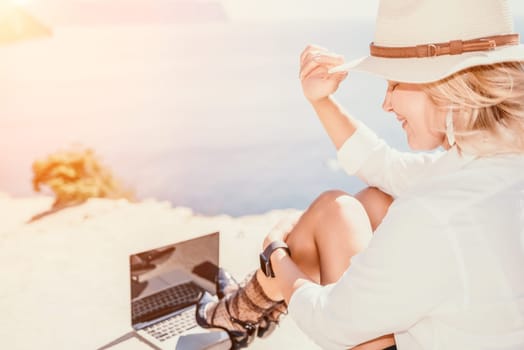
[196,0,524,349]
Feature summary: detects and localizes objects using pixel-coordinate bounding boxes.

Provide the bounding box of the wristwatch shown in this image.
[259,240,291,278]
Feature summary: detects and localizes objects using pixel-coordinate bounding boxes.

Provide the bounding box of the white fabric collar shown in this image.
[420,146,477,182]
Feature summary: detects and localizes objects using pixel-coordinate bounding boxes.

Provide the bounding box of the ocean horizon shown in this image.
[2,18,523,215]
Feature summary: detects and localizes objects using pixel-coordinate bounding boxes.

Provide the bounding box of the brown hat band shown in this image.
[370,33,520,58]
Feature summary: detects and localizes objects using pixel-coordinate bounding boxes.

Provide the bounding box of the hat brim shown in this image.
[329,44,524,83]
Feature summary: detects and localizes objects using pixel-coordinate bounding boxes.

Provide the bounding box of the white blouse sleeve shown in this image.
[287,201,460,349]
[337,122,442,197]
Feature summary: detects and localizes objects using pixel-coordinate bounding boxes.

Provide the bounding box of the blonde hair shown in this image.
[422,62,524,156]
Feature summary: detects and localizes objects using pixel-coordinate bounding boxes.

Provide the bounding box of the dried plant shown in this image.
[32,148,135,209]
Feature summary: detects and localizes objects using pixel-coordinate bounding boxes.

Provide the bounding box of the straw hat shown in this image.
[330,0,524,83]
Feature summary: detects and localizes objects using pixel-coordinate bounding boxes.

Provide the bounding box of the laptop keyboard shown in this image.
[132,281,204,324]
[145,306,198,342]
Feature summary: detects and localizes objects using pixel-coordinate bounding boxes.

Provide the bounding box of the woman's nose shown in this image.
[382,91,393,113]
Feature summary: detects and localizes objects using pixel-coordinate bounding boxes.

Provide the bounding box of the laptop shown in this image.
[129,232,230,349]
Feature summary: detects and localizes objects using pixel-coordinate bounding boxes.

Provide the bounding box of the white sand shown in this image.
[0,192,321,350]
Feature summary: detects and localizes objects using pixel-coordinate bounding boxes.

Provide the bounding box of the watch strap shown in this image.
[260,240,291,278]
[263,240,290,259]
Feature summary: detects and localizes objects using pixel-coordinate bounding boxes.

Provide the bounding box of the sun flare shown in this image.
[10,0,30,6]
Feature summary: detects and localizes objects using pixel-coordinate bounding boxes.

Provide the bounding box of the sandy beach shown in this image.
[0,192,321,349]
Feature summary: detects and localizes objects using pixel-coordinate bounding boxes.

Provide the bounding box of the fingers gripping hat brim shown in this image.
[329,44,524,84]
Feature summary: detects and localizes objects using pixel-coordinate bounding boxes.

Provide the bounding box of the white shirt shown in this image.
[288,123,524,350]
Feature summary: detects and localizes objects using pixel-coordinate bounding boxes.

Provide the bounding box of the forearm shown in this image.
[311,95,359,150]
[271,250,397,350]
[270,249,313,304]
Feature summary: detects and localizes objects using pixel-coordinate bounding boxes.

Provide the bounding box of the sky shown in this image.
[221,0,382,20]
[223,0,524,20]
[5,0,524,22]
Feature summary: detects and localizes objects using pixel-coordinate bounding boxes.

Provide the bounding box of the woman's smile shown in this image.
[383,82,446,150]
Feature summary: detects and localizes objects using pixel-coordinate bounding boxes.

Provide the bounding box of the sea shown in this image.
[1,18,523,215]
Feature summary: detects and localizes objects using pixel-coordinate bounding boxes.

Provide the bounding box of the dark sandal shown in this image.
[217,268,240,299]
[257,300,287,338]
[196,291,257,349]
[197,272,286,346]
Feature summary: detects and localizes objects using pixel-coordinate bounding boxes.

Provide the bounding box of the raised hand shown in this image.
[299,45,348,103]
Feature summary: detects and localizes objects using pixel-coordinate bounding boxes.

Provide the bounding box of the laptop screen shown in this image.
[129,232,219,327]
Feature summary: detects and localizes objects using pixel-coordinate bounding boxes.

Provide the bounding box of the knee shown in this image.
[356,187,393,205]
[309,190,365,219]
[309,190,349,211]
[355,187,393,231]
[306,190,373,253]
[308,188,393,231]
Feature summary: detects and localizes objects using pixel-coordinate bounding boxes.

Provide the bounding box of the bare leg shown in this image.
[198,187,395,348]
[258,187,395,349]
[261,187,393,293]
